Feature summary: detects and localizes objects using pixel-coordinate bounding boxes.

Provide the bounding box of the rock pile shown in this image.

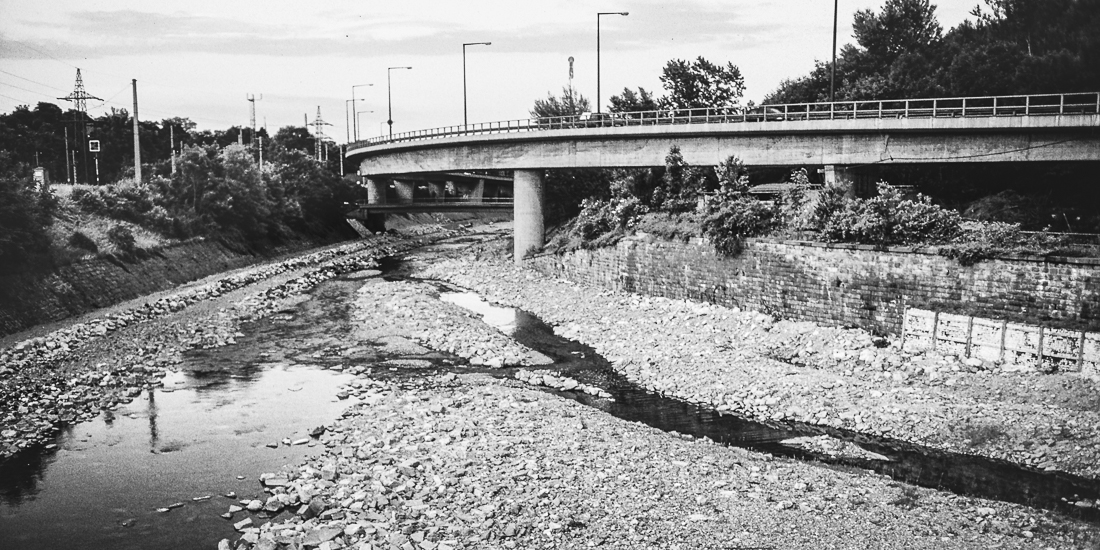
[513,369,612,399]
[351,280,551,368]
[220,373,1096,550]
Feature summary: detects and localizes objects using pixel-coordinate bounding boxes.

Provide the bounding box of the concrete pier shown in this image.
[514,170,544,264]
[366,178,387,205]
[394,180,416,204]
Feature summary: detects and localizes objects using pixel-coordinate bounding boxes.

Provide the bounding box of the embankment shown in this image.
[0,238,332,337]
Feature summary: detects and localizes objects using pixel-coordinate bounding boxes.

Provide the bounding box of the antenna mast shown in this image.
[246,93,263,145]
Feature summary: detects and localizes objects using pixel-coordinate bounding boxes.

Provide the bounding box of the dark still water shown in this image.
[0,362,359,550]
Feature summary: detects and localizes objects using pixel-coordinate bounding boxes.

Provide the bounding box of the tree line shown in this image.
[0,103,344,185]
[765,0,1100,104]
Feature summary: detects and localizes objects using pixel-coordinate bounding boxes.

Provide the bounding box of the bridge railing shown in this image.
[354,91,1100,148]
[355,196,514,206]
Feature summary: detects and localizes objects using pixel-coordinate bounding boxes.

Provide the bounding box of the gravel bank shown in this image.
[0,235,412,459]
[223,373,1096,549]
[215,236,1098,550]
[419,255,1100,482]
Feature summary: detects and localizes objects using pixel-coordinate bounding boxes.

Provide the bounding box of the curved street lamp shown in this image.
[597,12,628,114]
[387,67,412,139]
[351,84,372,141]
[463,42,491,127]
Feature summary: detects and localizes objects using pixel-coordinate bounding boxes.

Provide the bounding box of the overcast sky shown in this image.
[0,0,976,142]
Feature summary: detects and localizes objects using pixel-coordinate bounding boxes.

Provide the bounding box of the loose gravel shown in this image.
[420,254,1100,483]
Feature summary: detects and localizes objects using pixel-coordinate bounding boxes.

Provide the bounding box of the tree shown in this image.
[0,152,56,267]
[658,57,746,110]
[530,86,591,118]
[271,126,314,155]
[608,87,658,113]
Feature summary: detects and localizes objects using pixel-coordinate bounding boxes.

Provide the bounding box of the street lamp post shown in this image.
[830,0,838,103]
[462,42,491,127]
[597,11,628,115]
[387,66,412,139]
[351,84,372,141]
[345,98,365,143]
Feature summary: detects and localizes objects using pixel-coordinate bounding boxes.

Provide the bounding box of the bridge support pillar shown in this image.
[823,165,854,188]
[473,179,485,204]
[366,178,387,205]
[429,182,446,202]
[394,180,416,204]
[514,169,544,264]
[363,178,388,232]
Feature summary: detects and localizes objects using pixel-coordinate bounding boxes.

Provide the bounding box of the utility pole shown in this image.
[58,69,101,184]
[310,106,332,162]
[132,79,142,183]
[258,135,264,170]
[64,127,71,183]
[169,124,176,175]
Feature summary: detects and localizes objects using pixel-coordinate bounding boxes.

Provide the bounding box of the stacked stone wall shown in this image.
[527,235,1100,337]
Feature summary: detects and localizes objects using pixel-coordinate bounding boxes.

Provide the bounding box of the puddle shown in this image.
[0,362,359,550]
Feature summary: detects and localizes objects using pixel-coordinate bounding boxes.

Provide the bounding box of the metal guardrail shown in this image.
[355,197,513,206]
[353,92,1100,148]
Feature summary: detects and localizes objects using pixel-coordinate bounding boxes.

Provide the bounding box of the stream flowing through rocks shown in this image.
[2,230,1100,549]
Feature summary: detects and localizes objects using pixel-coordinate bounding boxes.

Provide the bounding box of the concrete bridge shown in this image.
[346,92,1100,262]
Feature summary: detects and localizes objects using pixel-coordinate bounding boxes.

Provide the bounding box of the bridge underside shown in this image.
[346,202,512,218]
[352,115,1100,175]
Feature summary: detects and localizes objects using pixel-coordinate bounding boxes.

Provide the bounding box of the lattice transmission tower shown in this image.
[311,106,332,161]
[58,69,101,183]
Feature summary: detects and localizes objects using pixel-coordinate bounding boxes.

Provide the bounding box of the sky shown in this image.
[0,0,978,143]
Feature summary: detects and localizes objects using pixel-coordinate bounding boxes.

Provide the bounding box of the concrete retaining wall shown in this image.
[527,234,1100,338]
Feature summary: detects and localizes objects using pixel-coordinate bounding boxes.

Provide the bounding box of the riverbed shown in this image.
[2,226,1099,549]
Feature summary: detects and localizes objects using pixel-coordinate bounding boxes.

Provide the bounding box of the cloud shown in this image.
[1,2,786,61]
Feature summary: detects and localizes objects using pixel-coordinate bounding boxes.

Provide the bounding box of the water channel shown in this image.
[3,236,1100,549]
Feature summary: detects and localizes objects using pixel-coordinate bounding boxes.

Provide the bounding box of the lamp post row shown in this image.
[352,7,844,139]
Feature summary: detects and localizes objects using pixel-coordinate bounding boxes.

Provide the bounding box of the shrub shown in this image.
[0,170,56,266]
[106,225,136,253]
[822,183,960,246]
[939,220,1077,265]
[777,168,814,230]
[544,197,648,252]
[634,211,701,242]
[68,231,98,253]
[805,183,849,232]
[701,196,777,256]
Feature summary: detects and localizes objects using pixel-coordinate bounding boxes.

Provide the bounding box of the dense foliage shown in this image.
[0,103,348,186]
[0,153,56,267]
[530,87,591,118]
[765,0,1100,103]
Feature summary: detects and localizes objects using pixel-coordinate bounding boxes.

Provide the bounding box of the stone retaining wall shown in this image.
[0,239,312,337]
[527,235,1100,337]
